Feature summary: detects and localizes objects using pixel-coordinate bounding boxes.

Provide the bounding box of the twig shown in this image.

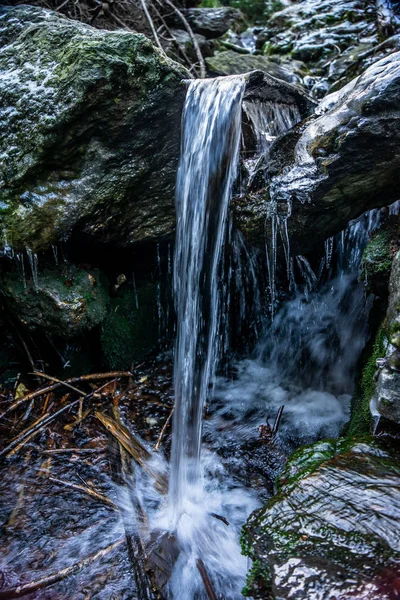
[41,448,106,454]
[210,512,229,526]
[154,406,174,451]
[140,0,165,51]
[196,558,217,600]
[162,0,206,78]
[0,399,80,458]
[272,405,284,435]
[0,539,124,598]
[31,372,85,396]
[96,411,168,494]
[0,371,133,420]
[48,476,117,509]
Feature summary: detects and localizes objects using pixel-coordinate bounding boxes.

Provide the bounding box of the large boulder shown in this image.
[242,437,400,599]
[0,5,188,254]
[234,52,400,254]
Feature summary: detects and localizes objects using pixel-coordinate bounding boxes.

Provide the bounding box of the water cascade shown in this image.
[170,75,245,520]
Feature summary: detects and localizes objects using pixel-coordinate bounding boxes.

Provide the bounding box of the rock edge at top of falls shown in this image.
[0,5,316,255]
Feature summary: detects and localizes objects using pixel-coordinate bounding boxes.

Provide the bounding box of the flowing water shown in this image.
[0,74,395,600]
[169,76,246,520]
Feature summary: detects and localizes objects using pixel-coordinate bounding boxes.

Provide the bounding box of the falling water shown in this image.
[169,75,245,519]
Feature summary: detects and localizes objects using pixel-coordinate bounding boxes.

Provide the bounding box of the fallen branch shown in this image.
[96,411,168,494]
[48,476,117,510]
[154,406,174,451]
[0,539,124,599]
[196,558,217,600]
[272,405,284,435]
[32,372,86,396]
[0,399,80,459]
[0,371,133,421]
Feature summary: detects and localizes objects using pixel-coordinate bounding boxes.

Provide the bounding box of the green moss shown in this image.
[361,227,398,288]
[347,328,386,436]
[101,282,158,370]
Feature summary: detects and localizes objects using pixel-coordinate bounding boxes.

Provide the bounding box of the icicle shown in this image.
[26,247,39,292]
[132,273,139,310]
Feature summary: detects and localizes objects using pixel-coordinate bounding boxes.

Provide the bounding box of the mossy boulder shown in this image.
[101,283,159,370]
[242,437,400,599]
[206,50,300,83]
[0,5,188,253]
[1,264,109,338]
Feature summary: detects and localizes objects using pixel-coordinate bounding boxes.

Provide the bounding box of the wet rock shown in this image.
[242,437,400,599]
[167,8,244,39]
[373,251,400,423]
[236,52,400,253]
[259,0,380,88]
[166,28,213,63]
[206,51,300,83]
[1,264,109,338]
[101,282,159,369]
[0,5,188,254]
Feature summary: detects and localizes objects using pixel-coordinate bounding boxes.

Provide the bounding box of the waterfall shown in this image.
[169,75,245,521]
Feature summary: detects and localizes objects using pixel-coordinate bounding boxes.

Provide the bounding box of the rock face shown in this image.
[235,52,400,254]
[255,0,400,94]
[1,264,109,339]
[168,8,243,39]
[372,250,400,423]
[242,437,400,599]
[206,51,300,83]
[0,5,188,253]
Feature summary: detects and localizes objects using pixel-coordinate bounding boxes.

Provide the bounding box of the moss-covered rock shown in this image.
[0,5,188,253]
[1,264,109,338]
[242,437,400,599]
[361,220,400,295]
[206,50,300,82]
[101,283,159,369]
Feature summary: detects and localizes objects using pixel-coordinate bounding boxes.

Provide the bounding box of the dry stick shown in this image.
[111,405,154,600]
[140,0,165,51]
[154,406,174,451]
[0,371,133,420]
[41,448,106,454]
[0,399,80,458]
[163,0,206,78]
[151,4,196,77]
[196,558,217,600]
[0,539,125,599]
[32,372,86,396]
[95,411,168,494]
[272,405,284,436]
[48,476,117,510]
